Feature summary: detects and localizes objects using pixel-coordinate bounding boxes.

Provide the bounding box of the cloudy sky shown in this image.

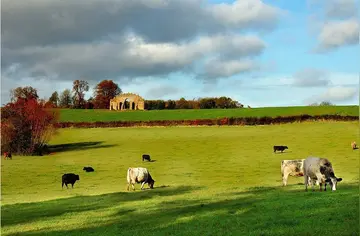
[1,0,359,107]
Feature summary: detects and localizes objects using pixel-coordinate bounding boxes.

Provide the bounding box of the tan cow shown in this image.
[281,159,317,186]
[351,141,358,150]
[127,167,155,191]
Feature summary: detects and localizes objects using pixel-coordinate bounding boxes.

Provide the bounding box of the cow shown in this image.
[83,167,94,172]
[351,141,358,150]
[3,152,12,160]
[274,145,288,153]
[127,167,155,191]
[62,173,80,189]
[303,157,342,191]
[281,159,317,186]
[142,154,151,162]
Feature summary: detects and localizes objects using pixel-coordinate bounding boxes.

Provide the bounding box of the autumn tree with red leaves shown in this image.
[93,80,122,109]
[1,97,59,156]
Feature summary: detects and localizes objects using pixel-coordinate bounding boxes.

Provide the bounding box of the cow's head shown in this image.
[325,172,342,191]
[148,179,155,189]
[285,146,288,149]
[75,175,80,181]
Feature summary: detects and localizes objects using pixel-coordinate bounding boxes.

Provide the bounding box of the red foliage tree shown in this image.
[93,80,121,109]
[1,98,59,155]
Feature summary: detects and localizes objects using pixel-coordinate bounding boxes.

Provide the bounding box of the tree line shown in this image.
[7,79,244,110]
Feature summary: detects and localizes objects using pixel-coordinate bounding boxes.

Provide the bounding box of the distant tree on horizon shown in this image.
[48,91,59,107]
[93,80,121,109]
[72,80,89,109]
[10,86,39,102]
[59,89,72,108]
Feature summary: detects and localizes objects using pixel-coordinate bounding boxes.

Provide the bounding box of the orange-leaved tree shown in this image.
[93,80,122,109]
[1,94,59,155]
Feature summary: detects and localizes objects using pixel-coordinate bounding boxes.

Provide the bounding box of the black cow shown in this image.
[142,154,151,162]
[274,145,288,153]
[62,173,80,189]
[83,167,95,172]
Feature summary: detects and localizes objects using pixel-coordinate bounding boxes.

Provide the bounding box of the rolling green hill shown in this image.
[1,122,358,235]
[58,105,359,122]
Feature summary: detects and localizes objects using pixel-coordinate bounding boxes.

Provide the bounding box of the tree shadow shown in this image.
[9,183,358,236]
[1,185,202,228]
[48,141,118,153]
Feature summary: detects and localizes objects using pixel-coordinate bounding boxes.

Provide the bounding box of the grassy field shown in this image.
[58,105,359,122]
[1,122,359,235]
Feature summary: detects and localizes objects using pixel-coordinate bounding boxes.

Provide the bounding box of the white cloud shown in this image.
[315,19,359,52]
[292,68,331,87]
[305,86,359,104]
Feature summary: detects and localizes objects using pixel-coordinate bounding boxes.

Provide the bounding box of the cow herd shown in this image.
[278,142,359,191]
[4,141,357,192]
[60,154,155,190]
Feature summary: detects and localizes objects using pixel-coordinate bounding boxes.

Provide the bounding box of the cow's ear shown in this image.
[337,178,342,182]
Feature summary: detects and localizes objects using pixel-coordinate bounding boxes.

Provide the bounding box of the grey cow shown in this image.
[126,167,155,191]
[303,157,342,191]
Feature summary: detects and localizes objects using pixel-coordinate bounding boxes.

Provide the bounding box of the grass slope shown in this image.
[1,122,359,235]
[58,105,359,122]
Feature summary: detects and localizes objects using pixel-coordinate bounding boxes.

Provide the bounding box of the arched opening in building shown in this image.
[131,102,136,110]
[123,98,130,109]
[119,102,123,110]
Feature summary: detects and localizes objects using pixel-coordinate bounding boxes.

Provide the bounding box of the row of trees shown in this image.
[145,97,243,110]
[8,79,244,110]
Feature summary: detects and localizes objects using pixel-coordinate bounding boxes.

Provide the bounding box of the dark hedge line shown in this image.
[55,115,358,128]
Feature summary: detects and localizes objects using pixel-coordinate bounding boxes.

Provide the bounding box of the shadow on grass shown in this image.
[48,141,117,153]
[3,184,358,236]
[1,185,202,228]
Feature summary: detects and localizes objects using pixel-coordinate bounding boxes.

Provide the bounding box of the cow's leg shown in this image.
[315,174,323,191]
[72,183,74,188]
[65,183,68,189]
[304,175,309,191]
[141,181,146,190]
[282,171,289,186]
[126,183,130,191]
[132,183,135,191]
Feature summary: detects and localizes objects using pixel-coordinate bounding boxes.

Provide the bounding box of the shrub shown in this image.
[1,98,59,155]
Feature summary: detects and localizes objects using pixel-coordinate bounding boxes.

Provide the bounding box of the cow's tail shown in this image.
[281,160,284,177]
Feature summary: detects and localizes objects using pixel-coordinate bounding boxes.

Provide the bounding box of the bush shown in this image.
[1,98,59,155]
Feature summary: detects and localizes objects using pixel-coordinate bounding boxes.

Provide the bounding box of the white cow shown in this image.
[303,157,342,191]
[127,167,155,191]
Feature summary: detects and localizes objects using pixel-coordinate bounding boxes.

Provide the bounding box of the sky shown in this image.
[1,0,359,107]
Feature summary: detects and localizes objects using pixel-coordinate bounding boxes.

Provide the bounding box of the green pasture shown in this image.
[58,105,359,122]
[1,122,359,235]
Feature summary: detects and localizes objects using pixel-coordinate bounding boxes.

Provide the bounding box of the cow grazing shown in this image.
[142,154,151,162]
[274,145,288,153]
[83,167,94,172]
[62,173,80,189]
[303,157,342,191]
[351,141,358,150]
[281,159,317,186]
[3,152,12,160]
[127,167,155,191]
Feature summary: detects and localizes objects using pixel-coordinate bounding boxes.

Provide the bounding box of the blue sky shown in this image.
[1,0,359,107]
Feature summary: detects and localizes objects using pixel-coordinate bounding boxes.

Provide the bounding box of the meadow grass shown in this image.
[58,105,359,122]
[1,122,359,235]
